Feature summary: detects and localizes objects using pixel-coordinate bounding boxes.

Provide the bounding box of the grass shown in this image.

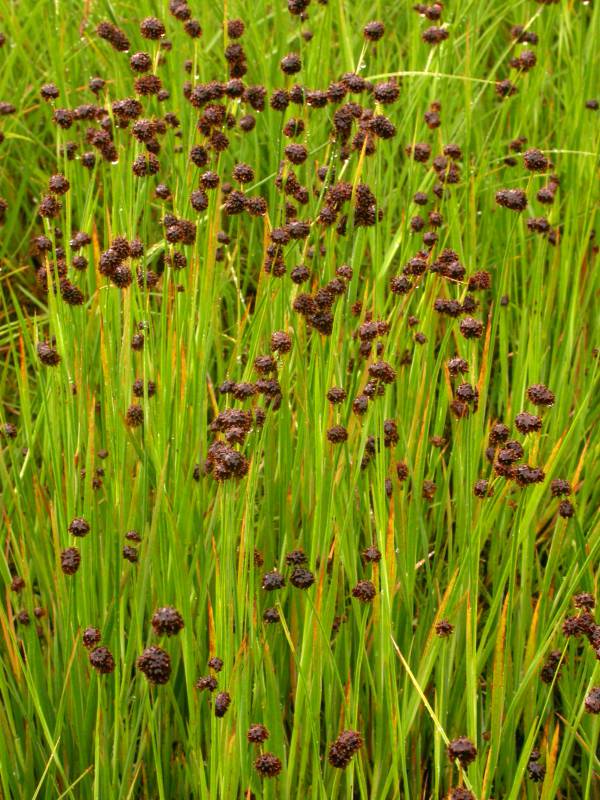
[0,0,599,798]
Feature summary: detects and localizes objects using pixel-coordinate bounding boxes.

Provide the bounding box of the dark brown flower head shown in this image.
[89,646,115,674]
[573,593,595,611]
[447,357,469,377]
[40,83,60,100]
[207,656,223,672]
[422,480,437,500]
[422,26,449,45]
[60,547,81,575]
[527,383,555,407]
[96,21,130,52]
[362,546,381,563]
[10,576,25,592]
[327,387,347,404]
[489,422,510,445]
[558,500,574,518]
[352,580,376,603]
[195,675,218,692]
[327,425,348,444]
[254,753,282,778]
[363,20,385,41]
[263,607,280,624]
[514,465,545,486]
[459,317,484,339]
[456,383,478,405]
[540,650,562,684]
[133,378,156,398]
[214,691,231,717]
[247,723,269,744]
[140,17,165,39]
[584,687,600,714]
[497,440,524,466]
[523,148,549,172]
[137,646,171,684]
[435,620,455,637]
[227,19,245,38]
[285,549,307,566]
[232,162,254,184]
[1,422,17,439]
[151,606,184,637]
[527,760,546,783]
[68,517,90,538]
[129,51,152,73]
[468,271,491,291]
[125,404,144,428]
[368,360,396,384]
[262,570,285,591]
[448,789,476,800]
[131,333,145,351]
[495,188,527,211]
[447,737,477,767]
[328,730,363,768]
[82,627,101,648]
[290,567,315,590]
[39,194,61,218]
[184,18,202,38]
[495,79,517,98]
[515,411,542,434]
[122,545,138,563]
[280,53,302,74]
[48,173,70,195]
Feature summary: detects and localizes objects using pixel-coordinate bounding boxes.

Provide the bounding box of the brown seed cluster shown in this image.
[327,730,363,768]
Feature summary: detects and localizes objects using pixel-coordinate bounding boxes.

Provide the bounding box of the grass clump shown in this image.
[0,0,599,798]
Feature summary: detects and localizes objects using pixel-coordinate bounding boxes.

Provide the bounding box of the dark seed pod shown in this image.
[247,724,269,744]
[515,411,542,434]
[36,340,61,366]
[254,753,282,777]
[208,656,223,672]
[327,425,348,444]
[285,549,307,566]
[527,383,555,407]
[68,517,90,538]
[40,83,60,100]
[447,737,477,767]
[459,317,484,339]
[140,17,165,39]
[523,148,549,172]
[290,567,315,590]
[448,789,476,800]
[151,606,184,637]
[351,580,376,603]
[263,607,280,624]
[60,547,81,575]
[96,21,130,52]
[82,627,101,648]
[363,21,385,41]
[584,687,600,714]
[262,570,285,591]
[474,479,493,498]
[328,730,363,768]
[527,761,546,783]
[125,404,144,427]
[573,593,595,611]
[89,646,115,674]
[495,188,527,211]
[435,620,454,637]
[558,500,574,518]
[136,646,171,684]
[214,691,231,717]
[122,545,139,563]
[195,675,217,692]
